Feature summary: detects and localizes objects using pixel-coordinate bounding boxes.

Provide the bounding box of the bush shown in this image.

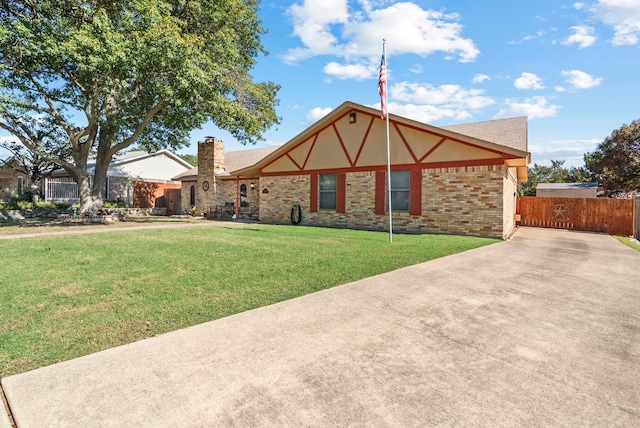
[104,200,130,208]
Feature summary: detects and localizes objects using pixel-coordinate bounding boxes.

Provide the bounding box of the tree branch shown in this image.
[109,99,169,155]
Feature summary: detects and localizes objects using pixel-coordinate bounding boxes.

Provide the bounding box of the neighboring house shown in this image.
[0,157,28,201]
[47,150,193,209]
[179,101,530,238]
[536,182,598,198]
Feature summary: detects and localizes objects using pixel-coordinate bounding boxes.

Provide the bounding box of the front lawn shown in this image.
[0,224,497,377]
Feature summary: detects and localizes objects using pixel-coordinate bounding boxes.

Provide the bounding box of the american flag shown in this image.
[378,53,387,120]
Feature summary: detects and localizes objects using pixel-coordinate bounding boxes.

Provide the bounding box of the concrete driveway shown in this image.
[2,227,639,427]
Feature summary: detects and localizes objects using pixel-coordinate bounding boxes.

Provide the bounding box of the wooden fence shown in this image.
[516,196,635,236]
[635,198,640,240]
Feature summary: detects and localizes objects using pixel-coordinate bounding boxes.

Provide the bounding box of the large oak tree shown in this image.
[585,119,640,197]
[0,0,280,210]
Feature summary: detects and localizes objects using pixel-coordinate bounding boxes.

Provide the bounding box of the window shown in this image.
[390,170,410,212]
[319,173,336,210]
[240,183,248,207]
[189,185,196,206]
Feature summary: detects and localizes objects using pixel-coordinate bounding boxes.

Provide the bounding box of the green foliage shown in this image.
[0,224,496,376]
[0,0,280,210]
[585,119,640,197]
[178,154,198,166]
[0,198,58,210]
[104,200,130,208]
[517,160,592,196]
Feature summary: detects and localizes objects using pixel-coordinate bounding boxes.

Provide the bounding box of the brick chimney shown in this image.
[198,138,225,176]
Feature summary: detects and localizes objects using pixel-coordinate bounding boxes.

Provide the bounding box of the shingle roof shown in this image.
[442,116,528,151]
[536,182,598,190]
[171,146,281,181]
[224,146,280,175]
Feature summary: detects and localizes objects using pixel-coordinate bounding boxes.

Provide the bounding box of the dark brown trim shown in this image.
[409,168,422,216]
[353,116,375,167]
[375,170,386,215]
[336,172,346,213]
[259,158,506,177]
[333,124,355,167]
[310,174,318,212]
[393,122,419,163]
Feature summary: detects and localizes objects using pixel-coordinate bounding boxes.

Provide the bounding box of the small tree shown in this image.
[0,119,72,202]
[585,119,640,197]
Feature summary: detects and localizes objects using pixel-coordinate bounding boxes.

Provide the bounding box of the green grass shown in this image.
[614,235,640,252]
[0,224,497,377]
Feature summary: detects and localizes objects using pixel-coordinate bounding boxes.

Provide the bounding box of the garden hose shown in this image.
[291,203,302,225]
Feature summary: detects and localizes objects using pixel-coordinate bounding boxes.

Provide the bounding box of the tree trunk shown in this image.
[29,181,40,204]
[76,174,103,212]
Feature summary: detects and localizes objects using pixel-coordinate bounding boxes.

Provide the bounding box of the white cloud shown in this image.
[284,0,349,63]
[494,96,559,119]
[562,25,597,48]
[391,82,495,111]
[529,138,600,167]
[373,101,470,123]
[306,107,333,123]
[409,64,423,74]
[514,72,545,90]
[508,29,545,44]
[592,0,640,45]
[573,2,586,10]
[561,69,603,89]
[284,1,479,67]
[472,73,490,84]
[323,62,374,80]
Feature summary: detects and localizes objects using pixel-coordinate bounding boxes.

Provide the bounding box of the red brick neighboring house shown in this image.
[177,101,530,238]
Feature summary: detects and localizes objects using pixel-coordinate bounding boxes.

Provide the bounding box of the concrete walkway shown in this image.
[2,227,639,427]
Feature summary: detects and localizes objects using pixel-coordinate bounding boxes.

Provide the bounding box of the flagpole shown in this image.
[383,40,393,243]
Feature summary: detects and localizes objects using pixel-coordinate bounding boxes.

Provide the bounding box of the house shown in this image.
[181,101,530,238]
[0,157,28,200]
[47,149,193,211]
[536,182,598,198]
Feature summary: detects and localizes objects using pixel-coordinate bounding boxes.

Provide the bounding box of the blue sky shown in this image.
[199,0,640,168]
[2,0,639,168]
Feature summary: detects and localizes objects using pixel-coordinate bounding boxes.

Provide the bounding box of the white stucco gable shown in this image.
[101,150,192,181]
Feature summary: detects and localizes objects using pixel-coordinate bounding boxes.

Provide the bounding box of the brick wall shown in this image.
[260,165,507,238]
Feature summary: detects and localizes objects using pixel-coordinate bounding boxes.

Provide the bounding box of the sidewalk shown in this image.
[2,227,639,426]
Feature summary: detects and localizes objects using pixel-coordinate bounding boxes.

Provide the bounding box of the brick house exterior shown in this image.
[181,101,529,238]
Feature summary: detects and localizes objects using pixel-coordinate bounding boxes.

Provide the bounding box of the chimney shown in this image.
[199,137,225,175]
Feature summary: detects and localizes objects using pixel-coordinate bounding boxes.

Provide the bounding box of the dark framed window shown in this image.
[390,170,410,212]
[189,185,196,206]
[319,173,337,210]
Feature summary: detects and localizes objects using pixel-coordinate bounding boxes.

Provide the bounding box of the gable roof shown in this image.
[442,116,528,152]
[110,149,194,170]
[224,146,280,175]
[171,146,280,181]
[232,101,530,178]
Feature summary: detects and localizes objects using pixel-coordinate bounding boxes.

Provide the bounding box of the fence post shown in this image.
[633,196,640,241]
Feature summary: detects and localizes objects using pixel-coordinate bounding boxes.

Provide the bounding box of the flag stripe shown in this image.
[378,53,387,120]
